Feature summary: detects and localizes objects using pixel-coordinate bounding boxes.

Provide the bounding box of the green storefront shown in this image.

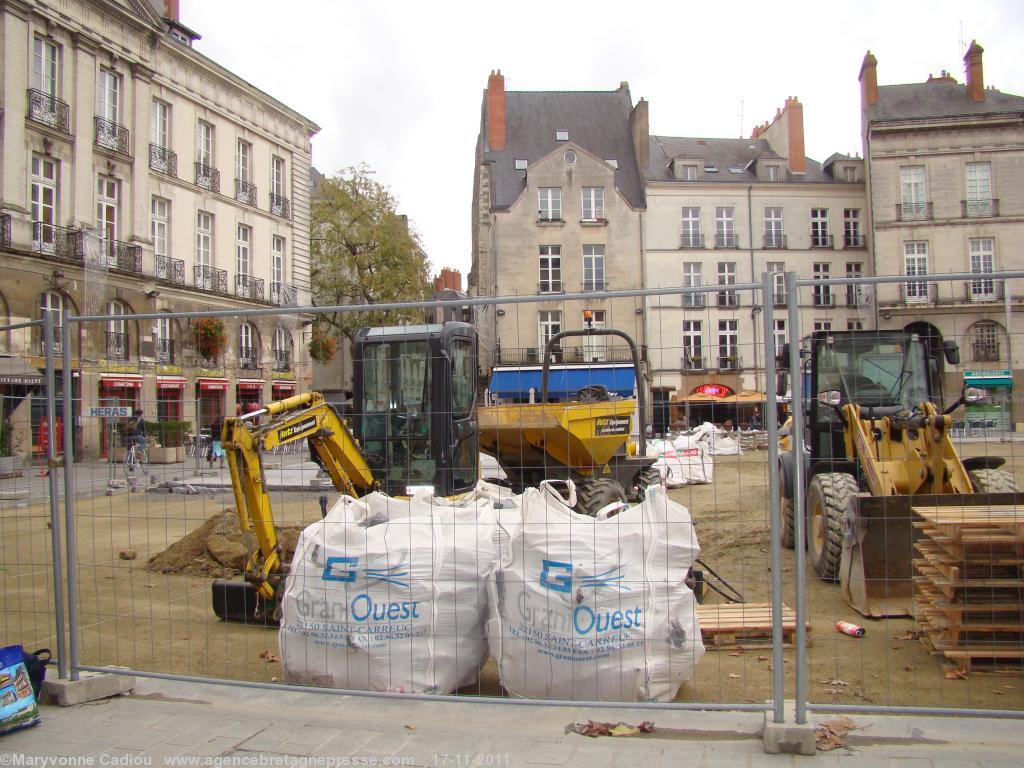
[963,369,1013,432]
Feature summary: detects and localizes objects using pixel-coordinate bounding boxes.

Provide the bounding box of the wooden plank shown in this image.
[696,602,809,650]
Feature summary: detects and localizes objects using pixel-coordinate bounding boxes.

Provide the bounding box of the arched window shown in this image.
[239,322,258,369]
[971,321,1002,363]
[155,313,174,363]
[39,291,64,354]
[106,300,128,360]
[272,327,292,371]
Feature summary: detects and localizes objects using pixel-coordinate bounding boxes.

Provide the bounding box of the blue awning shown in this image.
[489,365,636,401]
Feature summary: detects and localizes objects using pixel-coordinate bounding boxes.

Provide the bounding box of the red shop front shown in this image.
[156,376,187,421]
[196,378,228,434]
[99,373,142,458]
[271,380,297,402]
[237,379,265,413]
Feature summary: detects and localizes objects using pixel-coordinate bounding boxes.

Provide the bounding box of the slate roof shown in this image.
[644,136,843,184]
[482,87,644,210]
[867,81,1024,123]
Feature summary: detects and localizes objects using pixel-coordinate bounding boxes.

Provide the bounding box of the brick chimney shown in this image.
[784,97,806,174]
[487,70,506,151]
[964,40,985,102]
[859,51,878,106]
[629,98,649,171]
[434,268,462,292]
[161,0,179,20]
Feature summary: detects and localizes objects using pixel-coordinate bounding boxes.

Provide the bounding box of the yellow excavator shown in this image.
[212,322,480,622]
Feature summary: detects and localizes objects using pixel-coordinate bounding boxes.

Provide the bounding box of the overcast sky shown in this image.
[185,1,1024,284]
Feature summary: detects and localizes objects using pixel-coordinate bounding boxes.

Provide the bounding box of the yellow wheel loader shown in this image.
[777,330,1022,618]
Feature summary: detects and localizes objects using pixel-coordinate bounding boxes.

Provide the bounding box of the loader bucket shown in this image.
[840,492,1024,618]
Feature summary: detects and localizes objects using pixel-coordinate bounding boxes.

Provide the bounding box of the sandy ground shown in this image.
[2,445,1022,711]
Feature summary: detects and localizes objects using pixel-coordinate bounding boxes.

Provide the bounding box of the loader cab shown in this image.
[352,322,479,497]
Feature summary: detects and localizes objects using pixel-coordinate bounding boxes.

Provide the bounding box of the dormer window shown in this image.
[844,166,856,182]
[555,130,569,141]
[605,159,619,169]
[766,165,781,181]
[514,159,528,171]
[704,165,718,173]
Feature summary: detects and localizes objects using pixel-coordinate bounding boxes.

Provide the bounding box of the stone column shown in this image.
[70,32,98,231]
[128,61,154,267]
[1,4,31,226]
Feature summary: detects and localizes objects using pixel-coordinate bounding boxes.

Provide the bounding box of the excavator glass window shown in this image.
[816,334,929,410]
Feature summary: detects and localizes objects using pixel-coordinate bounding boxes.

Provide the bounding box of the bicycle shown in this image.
[124,441,150,477]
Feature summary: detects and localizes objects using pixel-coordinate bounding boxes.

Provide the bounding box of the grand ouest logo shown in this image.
[518,559,643,636]
[301,555,421,622]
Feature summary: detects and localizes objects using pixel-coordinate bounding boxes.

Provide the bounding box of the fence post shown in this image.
[761,272,785,724]
[43,310,68,679]
[784,271,808,724]
[62,312,80,681]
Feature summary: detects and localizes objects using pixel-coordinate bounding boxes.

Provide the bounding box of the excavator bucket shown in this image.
[840,492,1024,618]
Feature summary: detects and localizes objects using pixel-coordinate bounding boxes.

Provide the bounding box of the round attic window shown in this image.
[563,149,577,167]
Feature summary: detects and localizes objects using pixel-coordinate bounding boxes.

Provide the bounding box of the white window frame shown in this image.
[764,207,783,247]
[683,320,703,368]
[31,155,58,231]
[272,156,286,197]
[272,236,286,285]
[813,320,832,332]
[538,188,561,221]
[773,319,786,358]
[717,261,737,306]
[106,299,126,335]
[582,309,606,362]
[965,163,992,216]
[196,211,213,268]
[846,262,864,307]
[240,322,255,356]
[969,238,995,300]
[681,164,697,181]
[903,241,929,303]
[718,320,739,369]
[813,262,831,306]
[150,100,170,148]
[581,187,604,221]
[682,262,703,307]
[900,166,926,219]
[95,175,119,244]
[538,246,561,293]
[715,207,735,247]
[151,197,170,259]
[236,224,252,277]
[97,66,120,124]
[768,262,785,305]
[538,311,561,354]
[681,207,701,247]
[236,139,252,183]
[811,208,830,247]
[32,36,59,97]
[196,121,214,166]
[582,245,605,291]
[843,208,861,247]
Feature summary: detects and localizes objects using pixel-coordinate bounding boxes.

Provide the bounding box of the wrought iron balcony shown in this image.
[716,290,739,307]
[679,232,704,249]
[93,239,143,273]
[682,355,706,371]
[582,280,607,292]
[966,279,1003,303]
[194,265,228,294]
[270,194,291,219]
[899,281,937,304]
[238,346,259,370]
[27,89,70,133]
[682,292,706,308]
[105,331,129,361]
[149,144,178,177]
[94,116,129,155]
[718,355,743,371]
[811,233,834,249]
[538,280,563,294]
[155,255,185,285]
[962,199,999,218]
[199,354,221,368]
[0,214,10,248]
[32,222,84,261]
[194,162,220,193]
[272,350,292,372]
[156,338,175,364]
[846,285,870,308]
[896,202,932,221]
[844,234,866,248]
[235,178,257,206]
[812,291,835,307]
[235,274,265,301]
[715,233,738,249]
[972,341,1000,363]
[763,233,787,249]
[271,281,297,306]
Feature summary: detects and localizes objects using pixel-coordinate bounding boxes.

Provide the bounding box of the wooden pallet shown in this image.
[696,602,809,649]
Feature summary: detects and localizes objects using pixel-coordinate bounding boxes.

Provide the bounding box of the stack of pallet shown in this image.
[912,504,1024,674]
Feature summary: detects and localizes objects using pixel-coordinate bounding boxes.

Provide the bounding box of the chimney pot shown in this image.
[486,70,506,151]
[859,50,879,106]
[964,39,985,102]
[162,0,179,21]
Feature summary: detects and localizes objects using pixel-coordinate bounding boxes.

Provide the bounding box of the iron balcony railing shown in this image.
[966,279,1004,302]
[235,274,265,301]
[156,338,175,364]
[715,232,738,248]
[537,212,562,223]
[718,355,743,371]
[899,281,937,304]
[194,265,228,294]
[195,162,220,193]
[270,194,291,219]
[679,232,704,248]
[0,213,10,248]
[198,354,220,368]
[716,290,739,307]
[27,89,70,133]
[844,234,866,248]
[810,232,833,248]
[149,144,178,177]
[155,255,185,285]
[94,238,143,273]
[813,291,835,307]
[33,222,84,260]
[105,331,129,361]
[972,341,1000,363]
[271,281,297,306]
[272,350,291,372]
[763,233,787,249]
[538,280,563,294]
[582,280,607,292]
[235,179,257,206]
[846,285,870,308]
[94,116,129,155]
[682,355,706,371]
[238,346,259,370]
[896,201,933,221]
[962,199,999,218]
[682,292,706,308]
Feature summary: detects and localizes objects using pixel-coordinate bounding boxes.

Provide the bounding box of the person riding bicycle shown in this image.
[125,408,147,456]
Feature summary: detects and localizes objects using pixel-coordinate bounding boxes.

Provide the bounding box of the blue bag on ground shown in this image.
[0,645,41,735]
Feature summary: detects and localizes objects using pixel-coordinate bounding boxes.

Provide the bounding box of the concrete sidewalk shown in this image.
[2,677,1023,766]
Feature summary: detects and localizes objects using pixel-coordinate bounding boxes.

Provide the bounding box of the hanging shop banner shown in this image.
[156,376,188,390]
[100,374,143,389]
[237,379,265,391]
[198,378,229,392]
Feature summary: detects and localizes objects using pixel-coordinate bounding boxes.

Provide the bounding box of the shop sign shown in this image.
[270,370,296,380]
[196,367,225,378]
[99,362,139,374]
[692,383,733,398]
[88,406,131,418]
[156,364,183,375]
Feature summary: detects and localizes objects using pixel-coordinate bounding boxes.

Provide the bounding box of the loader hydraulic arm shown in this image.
[221,391,377,600]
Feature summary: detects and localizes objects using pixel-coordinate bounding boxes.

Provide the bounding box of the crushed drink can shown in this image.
[836,620,865,638]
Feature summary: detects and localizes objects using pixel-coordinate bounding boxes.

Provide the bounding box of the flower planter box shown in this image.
[148,446,177,464]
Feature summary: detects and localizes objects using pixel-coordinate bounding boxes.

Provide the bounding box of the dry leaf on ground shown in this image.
[816,716,862,752]
[258,651,279,663]
[570,720,655,738]
[944,668,968,680]
[894,631,920,641]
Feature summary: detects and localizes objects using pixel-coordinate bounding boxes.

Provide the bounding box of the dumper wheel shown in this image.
[806,472,857,581]
[576,479,627,517]
[634,466,663,500]
[780,496,796,549]
[969,467,1021,493]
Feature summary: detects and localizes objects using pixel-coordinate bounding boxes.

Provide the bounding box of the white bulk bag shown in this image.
[487,484,704,702]
[279,491,497,694]
[649,437,713,486]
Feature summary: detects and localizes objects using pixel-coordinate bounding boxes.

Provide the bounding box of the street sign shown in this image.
[88,406,131,418]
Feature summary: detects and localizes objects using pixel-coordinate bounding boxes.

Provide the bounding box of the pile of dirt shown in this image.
[146,509,305,578]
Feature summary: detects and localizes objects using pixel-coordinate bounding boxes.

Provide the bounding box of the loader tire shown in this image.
[576,478,627,517]
[806,472,857,582]
[634,465,663,500]
[969,467,1021,494]
[780,496,796,549]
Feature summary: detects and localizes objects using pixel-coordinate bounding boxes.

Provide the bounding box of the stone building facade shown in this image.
[0,0,319,459]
